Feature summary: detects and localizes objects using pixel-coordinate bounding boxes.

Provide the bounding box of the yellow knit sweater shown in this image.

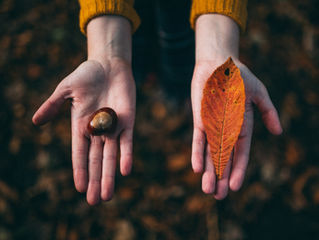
[78,0,247,34]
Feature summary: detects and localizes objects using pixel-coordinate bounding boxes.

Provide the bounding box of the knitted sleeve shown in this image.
[190,0,248,32]
[78,0,140,35]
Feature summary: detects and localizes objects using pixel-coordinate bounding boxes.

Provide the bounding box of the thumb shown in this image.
[32,81,70,125]
[252,80,283,135]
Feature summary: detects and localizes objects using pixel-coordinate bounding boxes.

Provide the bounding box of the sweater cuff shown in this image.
[190,0,248,32]
[79,0,141,35]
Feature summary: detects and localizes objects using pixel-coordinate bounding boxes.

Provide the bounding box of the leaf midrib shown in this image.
[217,78,230,178]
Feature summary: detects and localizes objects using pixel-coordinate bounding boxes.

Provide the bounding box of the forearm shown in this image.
[87,16,132,65]
[195,14,240,62]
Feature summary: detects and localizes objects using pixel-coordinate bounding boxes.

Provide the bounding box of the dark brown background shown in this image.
[0,0,318,239]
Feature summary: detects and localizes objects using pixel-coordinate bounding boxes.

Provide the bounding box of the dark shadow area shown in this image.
[0,0,318,239]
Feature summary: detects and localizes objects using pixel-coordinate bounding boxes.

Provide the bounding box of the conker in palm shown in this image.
[87,107,118,135]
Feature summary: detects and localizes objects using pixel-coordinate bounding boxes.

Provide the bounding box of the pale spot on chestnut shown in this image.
[87,108,117,135]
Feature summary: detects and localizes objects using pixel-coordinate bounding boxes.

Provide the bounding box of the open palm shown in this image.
[191,59,282,200]
[33,59,136,205]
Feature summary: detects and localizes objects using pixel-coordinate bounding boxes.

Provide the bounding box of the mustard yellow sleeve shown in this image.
[78,0,141,35]
[190,0,248,32]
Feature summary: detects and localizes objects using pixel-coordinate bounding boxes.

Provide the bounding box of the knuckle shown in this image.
[90,156,101,166]
[72,148,87,159]
[104,153,116,161]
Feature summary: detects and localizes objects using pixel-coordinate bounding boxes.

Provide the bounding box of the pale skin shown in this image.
[33,14,282,205]
[191,14,282,199]
[33,16,135,205]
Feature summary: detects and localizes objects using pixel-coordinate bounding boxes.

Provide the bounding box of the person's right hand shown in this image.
[32,16,135,205]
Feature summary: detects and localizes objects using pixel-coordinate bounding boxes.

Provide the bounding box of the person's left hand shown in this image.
[191,14,283,200]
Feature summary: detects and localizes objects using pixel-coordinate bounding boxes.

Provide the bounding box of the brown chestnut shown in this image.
[87,107,118,135]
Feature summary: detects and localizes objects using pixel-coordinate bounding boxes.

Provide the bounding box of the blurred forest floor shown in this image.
[0,0,319,239]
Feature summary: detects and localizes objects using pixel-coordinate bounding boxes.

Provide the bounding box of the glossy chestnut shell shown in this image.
[87,107,118,135]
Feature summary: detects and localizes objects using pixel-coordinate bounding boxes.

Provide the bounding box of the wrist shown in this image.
[87,15,132,65]
[195,14,240,64]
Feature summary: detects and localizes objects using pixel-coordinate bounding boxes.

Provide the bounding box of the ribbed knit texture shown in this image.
[78,0,247,35]
[190,0,248,32]
[78,0,140,35]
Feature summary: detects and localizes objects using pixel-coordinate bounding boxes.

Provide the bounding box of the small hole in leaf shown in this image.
[224,68,230,76]
[222,89,225,92]
[211,89,215,94]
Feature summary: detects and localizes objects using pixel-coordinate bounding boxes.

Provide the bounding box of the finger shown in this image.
[191,128,206,173]
[86,137,103,205]
[253,81,283,135]
[202,145,216,194]
[101,138,117,201]
[32,82,70,125]
[72,124,89,193]
[120,129,133,176]
[214,154,232,200]
[229,108,254,191]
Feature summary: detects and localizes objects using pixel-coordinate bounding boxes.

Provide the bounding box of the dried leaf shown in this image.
[201,57,245,179]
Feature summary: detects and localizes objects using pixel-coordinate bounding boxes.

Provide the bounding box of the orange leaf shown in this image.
[201,57,245,179]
